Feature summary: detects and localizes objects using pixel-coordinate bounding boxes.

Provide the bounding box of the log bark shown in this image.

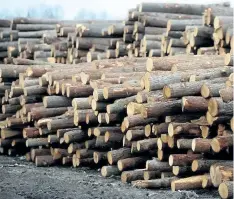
[123,114,158,129]
[211,135,233,153]
[168,122,201,137]
[43,96,72,108]
[192,138,212,153]
[107,148,132,165]
[208,98,233,117]
[136,138,158,152]
[141,100,181,118]
[121,169,144,183]
[219,87,233,102]
[182,96,208,113]
[169,154,203,166]
[101,166,121,177]
[64,129,88,144]
[26,138,48,147]
[132,177,178,189]
[118,157,147,171]
[144,171,161,180]
[35,155,55,167]
[201,83,226,98]
[146,159,171,171]
[171,175,208,191]
[192,159,226,172]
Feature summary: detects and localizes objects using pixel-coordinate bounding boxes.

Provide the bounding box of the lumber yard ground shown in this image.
[0,156,219,199]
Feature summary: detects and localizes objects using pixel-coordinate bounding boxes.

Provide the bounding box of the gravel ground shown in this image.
[0,155,219,199]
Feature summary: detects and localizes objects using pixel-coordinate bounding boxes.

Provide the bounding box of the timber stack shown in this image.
[123,2,232,57]
[0,2,233,64]
[0,53,233,197]
[0,2,233,197]
[0,19,11,62]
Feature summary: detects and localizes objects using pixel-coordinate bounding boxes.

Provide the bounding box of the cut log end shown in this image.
[168,123,174,137]
[211,138,221,153]
[145,124,151,137]
[191,160,198,172]
[172,166,180,176]
[224,53,232,66]
[208,98,218,117]
[218,182,233,199]
[169,155,173,166]
[146,58,153,72]
[163,86,171,98]
[201,84,210,98]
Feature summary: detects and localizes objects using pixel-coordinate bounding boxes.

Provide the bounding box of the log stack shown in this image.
[0,2,233,196]
[123,2,232,57]
[0,19,12,62]
[0,53,233,196]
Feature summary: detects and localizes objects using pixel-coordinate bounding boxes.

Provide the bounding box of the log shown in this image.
[201,83,226,98]
[172,166,191,176]
[107,148,132,165]
[93,151,107,164]
[177,139,192,150]
[101,166,121,177]
[211,135,233,153]
[29,107,68,121]
[72,98,91,110]
[117,157,147,171]
[26,138,48,147]
[182,96,208,113]
[192,138,212,153]
[138,3,228,14]
[43,96,72,108]
[68,142,85,154]
[23,128,40,138]
[169,154,203,166]
[1,129,22,139]
[31,148,51,162]
[137,138,158,152]
[132,177,178,189]
[211,164,233,187]
[219,181,233,199]
[106,96,136,114]
[93,127,121,137]
[64,130,88,144]
[62,157,73,166]
[171,175,208,191]
[145,73,181,92]
[192,159,226,172]
[35,155,55,167]
[76,149,95,159]
[208,98,233,117]
[144,171,161,180]
[219,87,233,102]
[126,129,145,141]
[141,100,181,118]
[123,114,158,130]
[164,79,225,99]
[168,122,201,137]
[146,159,171,171]
[121,169,144,183]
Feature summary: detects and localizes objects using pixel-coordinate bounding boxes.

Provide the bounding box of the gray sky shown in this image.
[0,0,232,19]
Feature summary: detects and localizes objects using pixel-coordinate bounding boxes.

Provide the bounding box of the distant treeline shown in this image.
[0,3,112,19]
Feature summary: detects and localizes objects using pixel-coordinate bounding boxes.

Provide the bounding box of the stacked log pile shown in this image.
[0,53,233,196]
[123,2,232,57]
[1,2,233,64]
[0,19,11,62]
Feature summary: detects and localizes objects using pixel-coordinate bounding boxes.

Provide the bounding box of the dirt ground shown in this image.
[0,156,220,199]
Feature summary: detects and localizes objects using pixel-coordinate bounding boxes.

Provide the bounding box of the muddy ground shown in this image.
[0,156,219,199]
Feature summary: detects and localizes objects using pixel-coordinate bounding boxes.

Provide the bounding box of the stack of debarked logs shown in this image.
[0,53,233,198]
